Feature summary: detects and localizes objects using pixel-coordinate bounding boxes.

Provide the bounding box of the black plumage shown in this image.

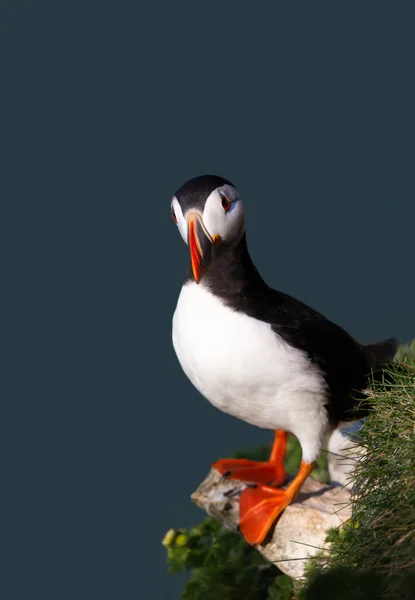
[174,174,234,214]
[184,232,396,427]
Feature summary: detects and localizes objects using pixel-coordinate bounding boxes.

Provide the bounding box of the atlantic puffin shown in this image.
[171,174,396,546]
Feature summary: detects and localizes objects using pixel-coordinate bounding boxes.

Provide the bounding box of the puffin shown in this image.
[171,174,396,546]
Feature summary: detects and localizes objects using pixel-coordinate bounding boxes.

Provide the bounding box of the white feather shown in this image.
[172,282,330,463]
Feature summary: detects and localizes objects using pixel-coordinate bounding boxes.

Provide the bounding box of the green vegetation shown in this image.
[164,345,415,599]
[300,354,415,600]
[163,518,293,600]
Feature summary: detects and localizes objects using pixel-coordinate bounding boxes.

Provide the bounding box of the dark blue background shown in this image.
[2,2,414,598]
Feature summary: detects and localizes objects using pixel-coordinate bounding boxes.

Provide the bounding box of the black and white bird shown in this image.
[171,174,396,545]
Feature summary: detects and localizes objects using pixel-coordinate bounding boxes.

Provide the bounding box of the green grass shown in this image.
[300,353,415,599]
[164,344,415,599]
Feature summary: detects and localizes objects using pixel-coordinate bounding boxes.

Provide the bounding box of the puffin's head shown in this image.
[171,174,245,283]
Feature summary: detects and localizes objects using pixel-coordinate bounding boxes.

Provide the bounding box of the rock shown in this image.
[191,469,351,579]
[191,425,364,579]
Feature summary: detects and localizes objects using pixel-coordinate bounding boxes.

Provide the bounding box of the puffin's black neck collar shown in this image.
[185,234,268,301]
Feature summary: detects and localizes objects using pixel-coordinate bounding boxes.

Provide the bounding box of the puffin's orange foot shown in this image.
[238,461,316,546]
[238,484,291,545]
[211,430,287,486]
[212,457,286,486]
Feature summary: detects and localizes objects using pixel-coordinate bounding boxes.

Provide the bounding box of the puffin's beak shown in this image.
[187,213,220,283]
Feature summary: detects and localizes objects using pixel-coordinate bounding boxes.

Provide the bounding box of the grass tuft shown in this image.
[300,354,415,599]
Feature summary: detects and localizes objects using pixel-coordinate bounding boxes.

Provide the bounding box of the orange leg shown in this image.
[239,461,315,546]
[212,430,287,486]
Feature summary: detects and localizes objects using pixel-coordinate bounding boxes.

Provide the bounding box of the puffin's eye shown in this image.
[220,193,231,212]
[171,207,178,223]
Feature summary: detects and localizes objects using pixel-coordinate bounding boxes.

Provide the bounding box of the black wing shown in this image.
[266,289,395,424]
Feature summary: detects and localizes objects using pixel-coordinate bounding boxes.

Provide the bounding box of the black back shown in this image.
[186,234,388,426]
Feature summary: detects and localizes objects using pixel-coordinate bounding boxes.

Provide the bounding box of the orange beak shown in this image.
[187,213,220,283]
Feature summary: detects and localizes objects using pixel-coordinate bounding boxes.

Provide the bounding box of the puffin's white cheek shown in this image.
[178,220,188,244]
[220,205,244,243]
[202,209,225,240]
[233,210,245,239]
[202,195,244,243]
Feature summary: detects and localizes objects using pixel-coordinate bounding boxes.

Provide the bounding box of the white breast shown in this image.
[172,282,330,463]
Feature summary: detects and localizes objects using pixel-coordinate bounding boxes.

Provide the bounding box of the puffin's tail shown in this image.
[363,337,398,372]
